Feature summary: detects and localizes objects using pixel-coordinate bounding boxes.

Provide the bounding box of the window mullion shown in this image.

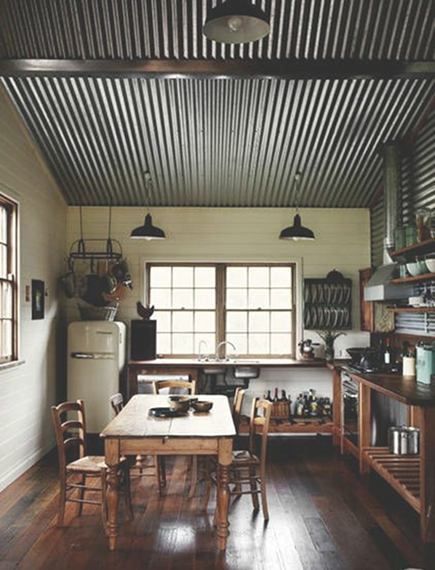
[216,264,225,352]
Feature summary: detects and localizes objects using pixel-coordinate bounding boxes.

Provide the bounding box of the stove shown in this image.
[347,363,401,375]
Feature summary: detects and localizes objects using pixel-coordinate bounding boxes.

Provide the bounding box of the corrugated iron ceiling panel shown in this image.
[0,0,434,61]
[2,76,433,207]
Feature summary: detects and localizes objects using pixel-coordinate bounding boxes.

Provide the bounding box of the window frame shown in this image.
[145,262,296,359]
[0,193,19,364]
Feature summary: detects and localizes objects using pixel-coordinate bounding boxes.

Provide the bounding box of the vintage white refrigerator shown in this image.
[67,321,126,433]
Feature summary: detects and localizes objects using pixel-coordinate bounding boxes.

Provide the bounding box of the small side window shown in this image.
[0,194,18,363]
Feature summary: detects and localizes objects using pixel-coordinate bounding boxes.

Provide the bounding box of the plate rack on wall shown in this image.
[304,276,352,330]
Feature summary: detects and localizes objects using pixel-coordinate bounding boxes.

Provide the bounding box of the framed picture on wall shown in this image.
[31,279,45,320]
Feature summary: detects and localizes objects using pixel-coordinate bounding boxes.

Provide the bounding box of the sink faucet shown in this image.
[215,340,237,361]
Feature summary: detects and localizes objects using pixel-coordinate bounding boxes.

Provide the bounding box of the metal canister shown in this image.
[388,427,401,455]
[405,427,420,454]
[399,428,409,455]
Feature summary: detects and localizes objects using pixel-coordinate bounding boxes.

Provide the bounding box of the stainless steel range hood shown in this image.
[364,262,413,301]
[364,144,414,302]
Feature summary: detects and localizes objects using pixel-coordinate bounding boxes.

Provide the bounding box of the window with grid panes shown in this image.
[0,194,18,363]
[225,265,294,356]
[146,263,294,358]
[148,265,216,356]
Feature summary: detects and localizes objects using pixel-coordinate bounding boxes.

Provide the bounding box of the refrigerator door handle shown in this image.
[71,352,115,360]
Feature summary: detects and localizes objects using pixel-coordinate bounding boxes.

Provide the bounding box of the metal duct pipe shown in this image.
[383,143,401,262]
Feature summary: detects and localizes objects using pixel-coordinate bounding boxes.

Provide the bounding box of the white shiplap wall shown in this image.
[0,86,67,491]
[66,207,371,363]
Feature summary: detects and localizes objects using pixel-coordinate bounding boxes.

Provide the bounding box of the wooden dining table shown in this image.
[100,394,236,551]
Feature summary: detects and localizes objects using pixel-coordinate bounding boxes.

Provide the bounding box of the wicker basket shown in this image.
[78,303,118,321]
[271,401,291,420]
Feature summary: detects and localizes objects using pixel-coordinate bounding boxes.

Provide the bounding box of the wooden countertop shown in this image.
[128,358,329,368]
[337,364,435,407]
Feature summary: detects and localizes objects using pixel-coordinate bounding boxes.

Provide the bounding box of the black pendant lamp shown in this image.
[203,0,270,44]
[279,173,315,241]
[130,172,166,240]
[130,213,166,240]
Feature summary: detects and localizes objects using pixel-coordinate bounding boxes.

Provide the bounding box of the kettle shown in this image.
[416,344,435,384]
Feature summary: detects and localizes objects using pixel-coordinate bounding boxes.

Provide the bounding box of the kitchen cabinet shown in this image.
[359,267,374,332]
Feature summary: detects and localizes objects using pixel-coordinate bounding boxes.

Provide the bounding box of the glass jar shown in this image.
[415,208,432,242]
[404,224,417,246]
[394,226,405,250]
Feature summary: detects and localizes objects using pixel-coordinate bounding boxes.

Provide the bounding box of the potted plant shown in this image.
[317,330,346,362]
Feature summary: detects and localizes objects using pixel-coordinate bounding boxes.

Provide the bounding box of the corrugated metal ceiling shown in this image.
[0,0,434,207]
[2,76,433,207]
[0,0,434,61]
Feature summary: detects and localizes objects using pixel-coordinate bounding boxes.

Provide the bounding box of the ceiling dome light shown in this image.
[279,172,316,241]
[130,213,166,241]
[203,0,270,44]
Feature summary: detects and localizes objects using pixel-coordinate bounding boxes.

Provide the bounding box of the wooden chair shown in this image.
[206,397,272,520]
[152,379,196,395]
[232,387,246,434]
[152,380,199,497]
[110,392,166,493]
[51,399,133,528]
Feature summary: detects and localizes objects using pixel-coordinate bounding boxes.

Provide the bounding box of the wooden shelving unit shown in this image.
[388,306,435,314]
[362,447,421,513]
[239,416,334,435]
[390,272,435,284]
[390,239,435,260]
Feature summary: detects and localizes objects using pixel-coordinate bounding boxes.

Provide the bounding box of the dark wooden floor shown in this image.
[0,438,430,570]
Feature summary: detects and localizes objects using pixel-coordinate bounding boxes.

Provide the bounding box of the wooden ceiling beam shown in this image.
[0,59,435,79]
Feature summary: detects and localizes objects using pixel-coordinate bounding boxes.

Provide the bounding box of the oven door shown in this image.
[342,373,359,447]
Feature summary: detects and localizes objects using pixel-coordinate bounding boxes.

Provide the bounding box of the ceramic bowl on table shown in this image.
[168,395,191,413]
[191,400,213,413]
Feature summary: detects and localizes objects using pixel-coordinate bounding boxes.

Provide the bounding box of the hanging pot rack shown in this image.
[67,205,123,266]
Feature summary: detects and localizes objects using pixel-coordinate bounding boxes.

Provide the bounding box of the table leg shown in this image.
[105,438,120,551]
[216,438,233,550]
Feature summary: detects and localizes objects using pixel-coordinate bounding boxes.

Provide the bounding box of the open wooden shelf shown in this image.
[390,239,435,260]
[388,306,435,313]
[363,447,421,513]
[390,272,435,284]
[239,416,334,434]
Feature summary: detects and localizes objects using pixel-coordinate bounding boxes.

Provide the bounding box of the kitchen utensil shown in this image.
[60,272,76,298]
[403,356,416,376]
[416,208,432,242]
[191,400,213,413]
[388,427,401,454]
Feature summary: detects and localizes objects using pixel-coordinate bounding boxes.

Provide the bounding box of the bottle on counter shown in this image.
[273,387,279,403]
[265,389,272,402]
[384,339,391,366]
[295,394,304,417]
[280,389,287,401]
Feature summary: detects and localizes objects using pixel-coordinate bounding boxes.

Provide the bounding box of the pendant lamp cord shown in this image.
[108,202,112,240]
[294,171,302,213]
[79,205,84,240]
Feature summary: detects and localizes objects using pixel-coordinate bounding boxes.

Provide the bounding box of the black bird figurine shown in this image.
[136,301,155,320]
